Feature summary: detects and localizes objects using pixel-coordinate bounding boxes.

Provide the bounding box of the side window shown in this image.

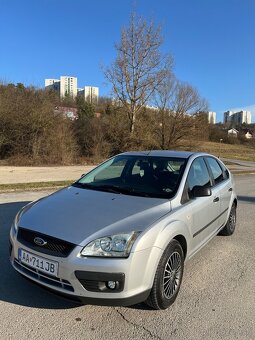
[221,164,230,179]
[187,158,211,198]
[206,157,224,185]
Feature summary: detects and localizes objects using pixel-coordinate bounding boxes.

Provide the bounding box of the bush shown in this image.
[0,84,77,164]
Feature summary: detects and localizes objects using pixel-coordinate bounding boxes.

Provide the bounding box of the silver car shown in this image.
[9,151,237,310]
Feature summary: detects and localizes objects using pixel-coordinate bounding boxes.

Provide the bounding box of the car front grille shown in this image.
[14,259,74,292]
[17,227,76,258]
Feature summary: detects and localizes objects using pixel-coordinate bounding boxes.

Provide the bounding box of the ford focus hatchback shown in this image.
[9,151,237,310]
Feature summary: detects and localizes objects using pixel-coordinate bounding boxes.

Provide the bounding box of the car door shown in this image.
[182,157,221,256]
[205,157,232,227]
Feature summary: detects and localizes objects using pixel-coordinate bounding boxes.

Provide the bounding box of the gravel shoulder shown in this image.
[0,165,95,184]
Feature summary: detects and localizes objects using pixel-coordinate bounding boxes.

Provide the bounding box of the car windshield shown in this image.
[73,155,187,199]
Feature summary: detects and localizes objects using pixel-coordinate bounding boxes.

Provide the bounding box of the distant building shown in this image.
[224,111,232,123]
[59,76,78,98]
[208,111,216,124]
[227,128,239,137]
[243,129,253,139]
[224,110,252,124]
[45,79,60,91]
[54,106,78,120]
[78,86,99,104]
[45,76,99,101]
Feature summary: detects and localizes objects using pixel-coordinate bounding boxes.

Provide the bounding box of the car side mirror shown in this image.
[192,186,212,197]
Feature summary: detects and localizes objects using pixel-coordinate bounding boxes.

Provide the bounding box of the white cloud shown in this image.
[229,104,255,114]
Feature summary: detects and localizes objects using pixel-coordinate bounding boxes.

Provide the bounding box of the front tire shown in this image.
[219,203,236,236]
[145,239,184,310]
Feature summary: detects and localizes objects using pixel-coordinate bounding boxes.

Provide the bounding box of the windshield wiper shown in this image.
[72,183,121,193]
[73,182,95,189]
[94,184,123,194]
[99,185,152,196]
[73,183,153,197]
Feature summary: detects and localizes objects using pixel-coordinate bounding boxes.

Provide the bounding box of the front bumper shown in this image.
[9,227,162,306]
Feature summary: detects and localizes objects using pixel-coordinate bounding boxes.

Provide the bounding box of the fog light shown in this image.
[107,281,117,289]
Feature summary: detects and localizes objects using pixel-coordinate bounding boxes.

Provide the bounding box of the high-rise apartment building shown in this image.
[78,86,99,104]
[45,76,99,102]
[45,79,60,91]
[224,110,251,124]
[224,111,232,123]
[59,76,78,98]
[208,111,216,124]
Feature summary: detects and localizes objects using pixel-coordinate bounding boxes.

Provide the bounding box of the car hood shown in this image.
[19,186,171,246]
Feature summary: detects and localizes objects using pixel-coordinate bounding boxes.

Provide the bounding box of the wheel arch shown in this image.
[153,220,191,260]
[173,234,187,259]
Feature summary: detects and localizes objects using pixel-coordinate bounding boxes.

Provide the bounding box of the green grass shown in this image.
[0,180,73,192]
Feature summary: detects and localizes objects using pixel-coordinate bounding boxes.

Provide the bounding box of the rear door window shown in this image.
[206,157,224,185]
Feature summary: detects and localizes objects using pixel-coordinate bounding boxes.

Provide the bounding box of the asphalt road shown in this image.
[0,176,254,340]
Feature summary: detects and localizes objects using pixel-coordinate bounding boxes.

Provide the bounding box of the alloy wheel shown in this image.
[163,251,182,299]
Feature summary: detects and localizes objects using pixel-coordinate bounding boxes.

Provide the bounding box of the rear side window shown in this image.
[221,164,230,179]
[206,157,224,184]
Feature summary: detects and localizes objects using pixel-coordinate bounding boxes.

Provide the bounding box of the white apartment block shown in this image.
[45,79,60,91]
[45,76,99,102]
[60,76,78,98]
[78,86,99,104]
[208,111,216,124]
[224,110,252,124]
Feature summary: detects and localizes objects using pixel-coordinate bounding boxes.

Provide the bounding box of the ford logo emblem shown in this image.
[34,237,47,246]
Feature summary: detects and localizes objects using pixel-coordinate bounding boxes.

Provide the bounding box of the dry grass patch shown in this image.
[187,141,255,162]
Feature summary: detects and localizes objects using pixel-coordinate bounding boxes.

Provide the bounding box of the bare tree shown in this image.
[153,74,208,149]
[104,12,172,133]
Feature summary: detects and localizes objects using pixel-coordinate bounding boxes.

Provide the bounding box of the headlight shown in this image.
[80,232,141,258]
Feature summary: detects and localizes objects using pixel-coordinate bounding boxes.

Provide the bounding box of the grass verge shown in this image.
[194,141,255,162]
[0,180,73,193]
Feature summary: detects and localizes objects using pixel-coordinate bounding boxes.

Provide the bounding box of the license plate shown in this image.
[18,249,59,277]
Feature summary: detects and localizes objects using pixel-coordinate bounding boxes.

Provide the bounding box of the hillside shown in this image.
[193,141,255,162]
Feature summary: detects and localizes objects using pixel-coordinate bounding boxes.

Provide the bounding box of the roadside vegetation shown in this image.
[195,141,255,162]
[0,13,254,166]
[0,180,73,192]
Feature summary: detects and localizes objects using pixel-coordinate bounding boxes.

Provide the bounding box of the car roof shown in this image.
[119,150,199,159]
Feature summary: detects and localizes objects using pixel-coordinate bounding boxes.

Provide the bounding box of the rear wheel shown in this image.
[145,239,184,310]
[219,203,236,236]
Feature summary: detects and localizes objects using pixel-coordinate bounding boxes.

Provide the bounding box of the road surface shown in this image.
[0,175,254,339]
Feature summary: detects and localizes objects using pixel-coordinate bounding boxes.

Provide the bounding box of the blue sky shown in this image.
[0,0,255,122]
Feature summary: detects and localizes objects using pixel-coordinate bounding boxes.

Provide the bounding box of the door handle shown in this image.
[228,188,233,192]
[213,197,219,202]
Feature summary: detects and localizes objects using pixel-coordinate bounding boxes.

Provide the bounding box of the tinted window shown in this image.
[187,158,211,198]
[206,157,224,184]
[221,164,230,179]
